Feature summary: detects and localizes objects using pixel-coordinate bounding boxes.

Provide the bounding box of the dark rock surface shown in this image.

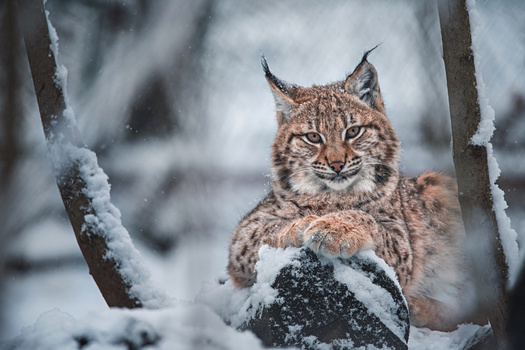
[243,248,409,349]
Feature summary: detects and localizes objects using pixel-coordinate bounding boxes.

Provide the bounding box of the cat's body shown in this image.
[228,51,478,331]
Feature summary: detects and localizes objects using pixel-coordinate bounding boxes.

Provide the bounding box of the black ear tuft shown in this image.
[360,44,381,65]
[261,53,270,76]
[261,53,289,95]
[261,53,298,125]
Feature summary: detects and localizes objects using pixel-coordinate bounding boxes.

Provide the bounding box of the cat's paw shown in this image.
[303,214,375,258]
[277,215,318,248]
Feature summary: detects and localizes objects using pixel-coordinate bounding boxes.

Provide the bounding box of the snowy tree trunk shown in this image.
[17,0,161,309]
[437,0,508,345]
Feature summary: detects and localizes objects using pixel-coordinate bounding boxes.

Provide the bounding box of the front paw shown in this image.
[303,215,375,258]
[277,215,318,248]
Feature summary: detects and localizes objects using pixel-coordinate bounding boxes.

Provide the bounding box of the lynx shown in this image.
[228,50,478,331]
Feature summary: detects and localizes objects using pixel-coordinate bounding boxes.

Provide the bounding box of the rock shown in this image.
[242,248,409,349]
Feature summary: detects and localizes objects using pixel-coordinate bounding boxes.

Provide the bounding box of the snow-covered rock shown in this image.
[239,247,410,349]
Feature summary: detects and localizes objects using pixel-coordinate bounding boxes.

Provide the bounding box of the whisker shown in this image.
[361,156,397,172]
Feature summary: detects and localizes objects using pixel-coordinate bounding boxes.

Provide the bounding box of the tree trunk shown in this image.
[0,0,23,189]
[16,0,150,309]
[507,264,525,349]
[437,0,508,346]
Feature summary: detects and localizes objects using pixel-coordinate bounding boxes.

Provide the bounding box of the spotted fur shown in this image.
[228,53,480,331]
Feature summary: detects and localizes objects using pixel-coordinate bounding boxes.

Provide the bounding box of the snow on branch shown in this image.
[17,0,165,309]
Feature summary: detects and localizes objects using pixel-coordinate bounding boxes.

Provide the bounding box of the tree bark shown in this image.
[437,0,508,346]
[0,0,23,188]
[16,0,142,309]
[507,264,525,349]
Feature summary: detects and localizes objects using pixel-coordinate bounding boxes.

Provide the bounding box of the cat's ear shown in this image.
[344,47,385,114]
[261,55,298,126]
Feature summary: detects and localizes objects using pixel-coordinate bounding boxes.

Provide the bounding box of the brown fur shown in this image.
[228,55,482,331]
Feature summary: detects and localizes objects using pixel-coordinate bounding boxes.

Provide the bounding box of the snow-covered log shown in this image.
[241,247,410,349]
[16,0,164,309]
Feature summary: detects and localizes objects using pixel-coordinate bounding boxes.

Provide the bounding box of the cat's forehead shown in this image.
[291,89,371,128]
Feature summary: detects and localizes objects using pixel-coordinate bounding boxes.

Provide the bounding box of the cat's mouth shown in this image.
[314,168,360,180]
[313,168,361,190]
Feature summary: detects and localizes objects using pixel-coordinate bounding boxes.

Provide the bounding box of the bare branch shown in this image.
[16,0,162,309]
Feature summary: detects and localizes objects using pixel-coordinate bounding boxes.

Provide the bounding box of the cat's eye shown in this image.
[345,126,362,140]
[305,132,323,144]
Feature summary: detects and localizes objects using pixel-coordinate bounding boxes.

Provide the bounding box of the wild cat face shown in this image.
[264,51,400,195]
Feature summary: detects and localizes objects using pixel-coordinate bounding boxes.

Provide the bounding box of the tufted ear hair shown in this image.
[261,54,298,126]
[344,46,385,114]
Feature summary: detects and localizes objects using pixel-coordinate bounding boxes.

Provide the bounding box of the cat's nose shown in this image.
[329,161,344,173]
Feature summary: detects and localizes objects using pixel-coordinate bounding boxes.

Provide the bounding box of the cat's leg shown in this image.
[301,211,378,258]
[276,215,318,248]
[407,294,488,332]
[406,295,462,332]
[229,214,318,287]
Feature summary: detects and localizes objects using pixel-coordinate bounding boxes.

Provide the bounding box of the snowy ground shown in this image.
[2,244,488,350]
[1,0,524,349]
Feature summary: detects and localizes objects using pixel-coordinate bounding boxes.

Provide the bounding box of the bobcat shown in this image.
[228,49,478,331]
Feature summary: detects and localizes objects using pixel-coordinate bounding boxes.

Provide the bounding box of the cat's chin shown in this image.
[322,177,353,191]
[288,173,377,195]
[320,174,377,194]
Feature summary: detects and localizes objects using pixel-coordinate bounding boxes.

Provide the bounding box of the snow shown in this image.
[46,134,168,309]
[244,246,302,315]
[2,246,486,350]
[466,0,520,285]
[466,0,498,146]
[201,247,410,349]
[71,146,167,308]
[45,6,59,57]
[486,142,520,286]
[47,9,77,130]
[198,246,303,329]
[333,251,407,342]
[3,305,487,350]
[6,306,265,350]
[408,324,488,350]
